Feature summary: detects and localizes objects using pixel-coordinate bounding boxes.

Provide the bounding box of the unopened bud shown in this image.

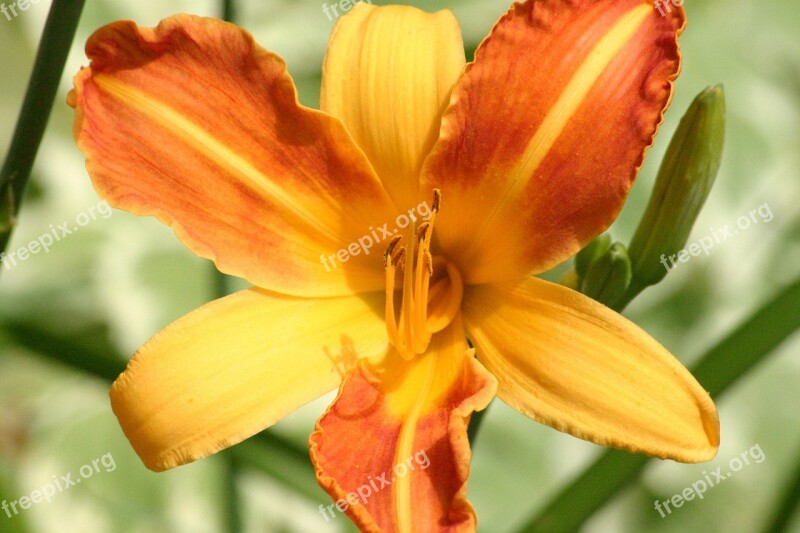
[575,233,611,282]
[580,242,632,310]
[628,85,725,290]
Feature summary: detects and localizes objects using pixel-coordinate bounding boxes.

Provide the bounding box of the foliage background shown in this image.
[0,0,798,532]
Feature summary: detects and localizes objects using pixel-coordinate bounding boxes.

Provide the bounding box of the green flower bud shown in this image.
[580,242,632,310]
[575,233,612,281]
[628,85,726,291]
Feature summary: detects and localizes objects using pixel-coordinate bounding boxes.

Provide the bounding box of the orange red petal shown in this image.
[310,316,497,532]
[69,15,397,297]
[422,0,685,284]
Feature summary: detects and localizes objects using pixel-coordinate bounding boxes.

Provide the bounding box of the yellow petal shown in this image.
[110,288,388,471]
[462,277,719,463]
[321,4,465,209]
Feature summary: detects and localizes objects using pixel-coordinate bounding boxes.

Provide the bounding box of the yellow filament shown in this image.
[383,190,442,359]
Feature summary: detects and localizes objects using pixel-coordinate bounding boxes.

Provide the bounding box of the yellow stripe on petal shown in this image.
[322,4,465,209]
[110,288,388,471]
[423,0,685,284]
[509,5,650,185]
[463,278,719,463]
[93,75,342,244]
[70,15,397,298]
[310,316,496,532]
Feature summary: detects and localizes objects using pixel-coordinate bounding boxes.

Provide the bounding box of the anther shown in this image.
[416,222,430,242]
[393,247,407,270]
[383,235,402,266]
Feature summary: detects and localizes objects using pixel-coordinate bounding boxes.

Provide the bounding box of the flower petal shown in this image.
[422,0,685,284]
[309,316,496,532]
[110,288,388,471]
[462,277,719,463]
[321,4,465,209]
[69,15,397,297]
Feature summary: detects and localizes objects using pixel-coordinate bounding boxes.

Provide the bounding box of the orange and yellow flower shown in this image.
[69,1,719,531]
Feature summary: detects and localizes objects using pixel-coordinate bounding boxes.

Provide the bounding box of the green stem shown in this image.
[467,400,491,444]
[227,433,326,503]
[211,262,243,533]
[222,0,236,23]
[516,276,800,533]
[763,445,800,532]
[211,264,233,299]
[215,4,244,529]
[612,278,644,312]
[220,451,243,533]
[0,0,86,257]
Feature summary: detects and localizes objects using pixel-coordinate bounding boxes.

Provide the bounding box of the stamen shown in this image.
[383,235,402,267]
[384,239,401,348]
[415,222,430,241]
[381,189,444,359]
[400,222,416,358]
[393,247,406,270]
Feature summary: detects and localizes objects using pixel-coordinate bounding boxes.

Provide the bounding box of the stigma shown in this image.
[383,190,463,360]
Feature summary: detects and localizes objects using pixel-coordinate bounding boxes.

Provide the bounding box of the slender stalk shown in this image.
[214,4,245,530]
[763,447,800,532]
[516,276,800,533]
[213,261,243,533]
[467,401,491,443]
[220,452,243,533]
[0,0,86,258]
[222,0,236,23]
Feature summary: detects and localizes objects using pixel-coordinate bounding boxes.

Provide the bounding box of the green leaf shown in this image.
[515,275,800,533]
[3,317,127,382]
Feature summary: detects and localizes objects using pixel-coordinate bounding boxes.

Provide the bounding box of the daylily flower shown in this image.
[69,1,719,531]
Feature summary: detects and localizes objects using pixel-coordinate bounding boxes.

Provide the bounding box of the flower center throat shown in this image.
[383,189,463,359]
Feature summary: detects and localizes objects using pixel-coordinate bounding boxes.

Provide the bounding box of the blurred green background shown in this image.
[1,0,799,532]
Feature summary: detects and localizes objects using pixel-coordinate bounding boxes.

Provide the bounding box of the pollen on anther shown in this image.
[432,189,441,213]
[383,235,403,266]
[416,222,430,242]
[393,247,407,270]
